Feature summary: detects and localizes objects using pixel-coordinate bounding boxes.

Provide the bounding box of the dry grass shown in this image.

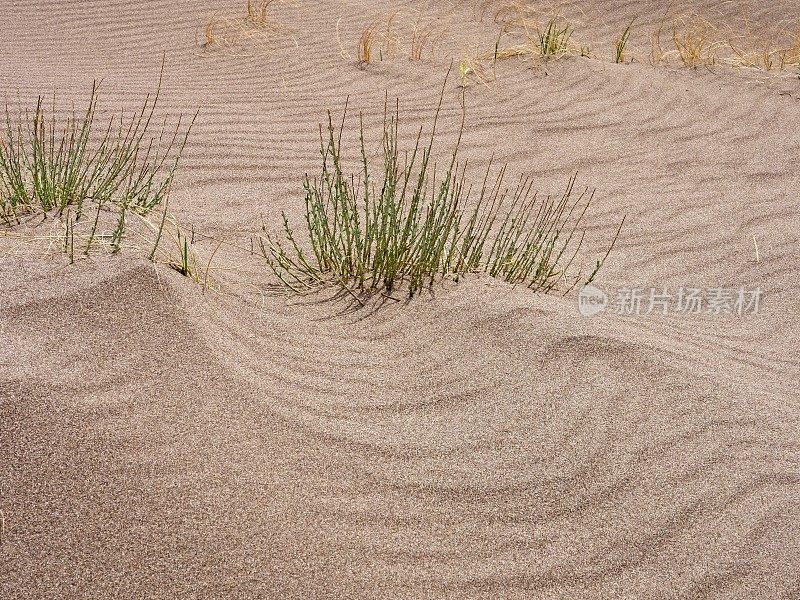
[727,35,800,71]
[649,12,800,73]
[672,17,722,67]
[351,10,447,66]
[246,0,275,27]
[357,22,379,65]
[197,0,290,55]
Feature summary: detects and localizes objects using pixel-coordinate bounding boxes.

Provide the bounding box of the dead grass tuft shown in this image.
[197,0,291,56]
[358,22,379,65]
[350,10,448,67]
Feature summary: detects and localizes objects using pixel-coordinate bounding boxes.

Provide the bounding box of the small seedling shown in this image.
[615,19,635,63]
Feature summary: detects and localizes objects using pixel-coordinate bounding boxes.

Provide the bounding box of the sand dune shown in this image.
[1,0,799,598]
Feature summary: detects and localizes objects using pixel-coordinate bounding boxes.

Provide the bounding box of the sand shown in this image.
[1,0,799,598]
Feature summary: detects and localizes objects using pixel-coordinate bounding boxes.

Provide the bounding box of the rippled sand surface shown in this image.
[1,1,799,597]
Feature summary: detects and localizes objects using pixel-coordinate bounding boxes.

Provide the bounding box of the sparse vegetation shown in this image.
[0,75,203,278]
[464,8,586,77]
[198,0,284,54]
[0,78,193,225]
[354,11,443,66]
[648,13,800,73]
[261,83,621,299]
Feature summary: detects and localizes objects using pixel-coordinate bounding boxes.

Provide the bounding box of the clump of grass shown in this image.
[672,21,720,67]
[615,19,635,63]
[0,76,193,225]
[538,15,574,57]
[261,82,621,299]
[0,70,200,275]
[358,22,378,65]
[484,8,584,69]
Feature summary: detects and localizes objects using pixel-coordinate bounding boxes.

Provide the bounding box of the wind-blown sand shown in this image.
[1,0,799,598]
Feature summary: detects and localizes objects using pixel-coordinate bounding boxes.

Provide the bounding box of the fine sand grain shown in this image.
[1,1,799,598]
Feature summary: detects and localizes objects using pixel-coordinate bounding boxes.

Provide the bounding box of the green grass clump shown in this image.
[615,19,636,63]
[262,89,621,299]
[0,78,194,226]
[538,16,574,57]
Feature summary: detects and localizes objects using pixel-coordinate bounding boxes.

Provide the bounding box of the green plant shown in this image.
[168,227,199,279]
[0,76,194,225]
[538,16,573,57]
[0,72,200,271]
[262,85,621,299]
[615,19,635,63]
